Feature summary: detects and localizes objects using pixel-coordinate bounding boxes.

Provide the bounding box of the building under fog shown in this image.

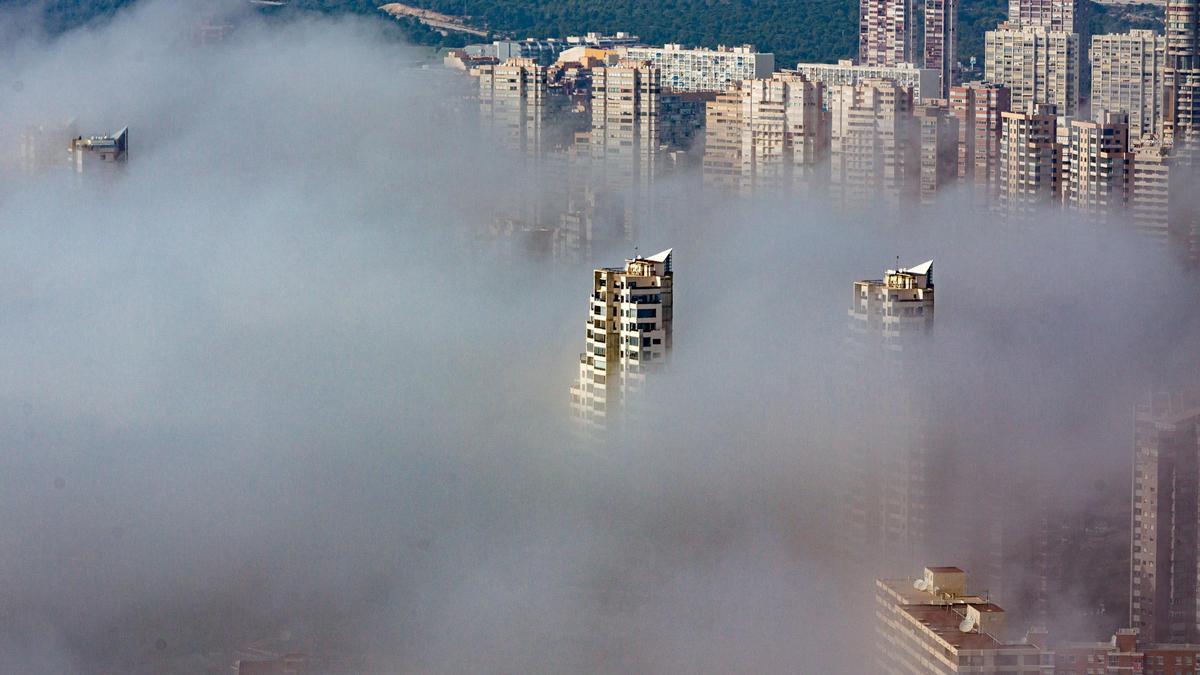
[839,261,936,581]
[569,249,673,432]
[829,78,919,206]
[1130,391,1200,644]
[876,566,1051,673]
[69,127,128,172]
[701,72,827,193]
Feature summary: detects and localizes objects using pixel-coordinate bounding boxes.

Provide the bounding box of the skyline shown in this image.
[2,0,1200,672]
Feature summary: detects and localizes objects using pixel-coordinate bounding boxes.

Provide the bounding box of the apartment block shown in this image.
[702,73,827,192]
[69,127,128,172]
[620,44,774,93]
[860,0,912,66]
[985,24,1079,117]
[589,60,709,199]
[999,103,1062,211]
[794,60,943,103]
[876,566,1052,673]
[950,82,1012,192]
[1131,392,1200,644]
[842,262,936,572]
[1090,30,1166,144]
[1008,0,1081,33]
[477,59,573,158]
[1131,143,1173,241]
[1064,112,1133,215]
[917,102,961,203]
[830,78,919,205]
[925,0,957,96]
[1164,0,1200,148]
[1055,628,1200,674]
[569,249,673,431]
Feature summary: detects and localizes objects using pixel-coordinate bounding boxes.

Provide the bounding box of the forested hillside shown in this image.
[1,0,1164,68]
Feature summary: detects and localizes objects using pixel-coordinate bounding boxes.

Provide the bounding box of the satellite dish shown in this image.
[913,579,928,591]
[959,618,975,633]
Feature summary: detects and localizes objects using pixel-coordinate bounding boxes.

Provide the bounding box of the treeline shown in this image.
[2,0,1166,68]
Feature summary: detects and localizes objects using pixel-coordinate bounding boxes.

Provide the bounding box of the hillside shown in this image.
[2,0,1165,69]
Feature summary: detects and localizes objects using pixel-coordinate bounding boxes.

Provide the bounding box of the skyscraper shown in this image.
[477,58,572,158]
[702,72,827,192]
[569,249,674,431]
[950,82,1011,193]
[924,0,957,96]
[1008,0,1080,33]
[985,24,1079,117]
[589,60,708,224]
[1164,0,1200,148]
[859,0,912,67]
[840,261,935,574]
[1090,31,1166,144]
[829,78,919,205]
[1064,112,1133,215]
[1130,392,1200,643]
[917,101,961,203]
[999,103,1062,212]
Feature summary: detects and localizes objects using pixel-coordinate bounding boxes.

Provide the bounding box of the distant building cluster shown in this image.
[446,0,1200,265]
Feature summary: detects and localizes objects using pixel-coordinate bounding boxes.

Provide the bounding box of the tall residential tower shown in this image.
[569,249,674,431]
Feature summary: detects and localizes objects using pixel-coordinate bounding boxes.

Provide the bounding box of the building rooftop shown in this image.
[899,604,1030,652]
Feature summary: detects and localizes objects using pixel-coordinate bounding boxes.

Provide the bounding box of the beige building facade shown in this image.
[569,250,674,432]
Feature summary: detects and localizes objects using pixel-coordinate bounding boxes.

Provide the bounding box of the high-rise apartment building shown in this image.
[702,88,746,191]
[1090,31,1167,144]
[985,24,1079,117]
[69,127,128,172]
[569,249,673,431]
[876,566,1051,673]
[477,58,573,158]
[1130,392,1200,644]
[589,60,708,204]
[1131,144,1173,241]
[859,0,912,66]
[925,0,957,96]
[796,60,942,103]
[1064,112,1133,215]
[1164,0,1200,148]
[1008,0,1080,33]
[999,103,1062,211]
[830,78,919,205]
[620,44,774,92]
[849,261,935,351]
[950,82,1012,192]
[841,262,935,572]
[702,73,827,192]
[917,102,961,203]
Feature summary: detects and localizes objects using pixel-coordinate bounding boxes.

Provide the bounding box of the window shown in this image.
[637,308,656,318]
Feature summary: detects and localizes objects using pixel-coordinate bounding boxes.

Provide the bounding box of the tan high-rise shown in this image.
[985,24,1079,117]
[1064,112,1133,215]
[702,72,827,193]
[1131,392,1200,643]
[589,60,708,224]
[950,82,1011,194]
[999,103,1062,211]
[477,58,570,157]
[830,78,918,205]
[1090,31,1166,144]
[917,101,961,203]
[569,250,673,432]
